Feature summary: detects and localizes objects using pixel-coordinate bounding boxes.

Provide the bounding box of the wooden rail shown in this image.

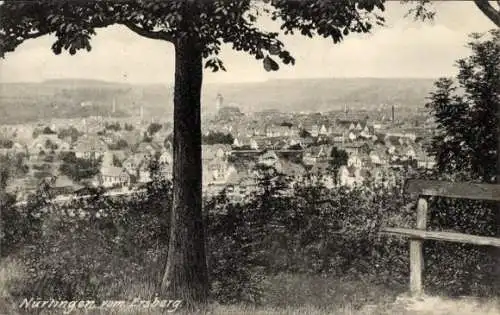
[405,179,500,201]
[380,179,500,296]
[382,227,500,247]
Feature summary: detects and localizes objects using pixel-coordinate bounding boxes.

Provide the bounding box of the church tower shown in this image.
[216,93,223,113]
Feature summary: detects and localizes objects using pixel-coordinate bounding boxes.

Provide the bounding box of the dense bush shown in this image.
[57,126,81,142]
[1,182,48,258]
[9,178,172,301]
[203,132,234,145]
[147,123,162,136]
[59,152,101,182]
[2,170,498,305]
[105,122,121,132]
[0,139,14,149]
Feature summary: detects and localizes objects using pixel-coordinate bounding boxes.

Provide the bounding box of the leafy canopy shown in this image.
[0,0,386,71]
[426,30,500,183]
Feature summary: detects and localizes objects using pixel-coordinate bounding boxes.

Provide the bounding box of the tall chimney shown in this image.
[391,105,395,123]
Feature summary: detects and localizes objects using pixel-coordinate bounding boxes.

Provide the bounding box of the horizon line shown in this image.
[0,76,442,85]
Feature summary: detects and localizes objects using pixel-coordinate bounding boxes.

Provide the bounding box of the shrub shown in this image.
[4,170,499,305]
[9,178,172,301]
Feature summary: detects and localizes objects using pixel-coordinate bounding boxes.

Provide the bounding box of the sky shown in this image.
[0,1,497,84]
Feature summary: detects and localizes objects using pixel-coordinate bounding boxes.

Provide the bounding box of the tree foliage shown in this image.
[59,152,101,182]
[426,30,500,183]
[42,126,56,135]
[57,126,81,142]
[299,129,311,138]
[329,146,348,176]
[0,0,386,72]
[105,122,121,131]
[203,132,234,145]
[147,122,162,135]
[0,139,14,149]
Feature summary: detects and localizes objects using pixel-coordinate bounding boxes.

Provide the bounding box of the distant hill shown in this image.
[0,77,437,124]
[204,77,437,113]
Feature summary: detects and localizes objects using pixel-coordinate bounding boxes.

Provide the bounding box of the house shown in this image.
[51,175,83,195]
[310,124,319,137]
[415,149,436,169]
[249,138,259,150]
[369,150,382,165]
[347,155,363,168]
[232,138,240,147]
[136,141,163,158]
[138,165,152,183]
[302,152,317,166]
[331,133,345,144]
[360,125,375,139]
[271,139,288,150]
[123,153,146,175]
[99,166,131,188]
[343,143,369,156]
[369,149,389,166]
[404,145,417,160]
[386,143,397,155]
[265,125,290,137]
[206,162,237,186]
[318,124,328,136]
[338,165,365,187]
[159,164,172,180]
[159,151,173,165]
[74,136,107,159]
[316,145,331,161]
[289,126,299,137]
[348,131,357,141]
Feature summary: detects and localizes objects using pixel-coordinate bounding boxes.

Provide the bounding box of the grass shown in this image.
[1,258,498,315]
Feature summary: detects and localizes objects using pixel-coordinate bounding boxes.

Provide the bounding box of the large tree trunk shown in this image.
[161,36,208,307]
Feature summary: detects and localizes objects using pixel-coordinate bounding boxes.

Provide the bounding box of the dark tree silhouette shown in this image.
[147,122,163,135]
[426,30,499,182]
[0,0,388,306]
[329,146,348,180]
[203,132,234,145]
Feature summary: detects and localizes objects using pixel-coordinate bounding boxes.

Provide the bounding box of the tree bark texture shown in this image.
[161,36,208,307]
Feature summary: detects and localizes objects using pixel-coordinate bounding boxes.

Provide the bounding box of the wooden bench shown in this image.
[380,179,500,296]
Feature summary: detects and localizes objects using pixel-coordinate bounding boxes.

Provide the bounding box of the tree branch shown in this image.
[21,30,50,41]
[474,0,500,27]
[0,30,49,57]
[122,22,173,42]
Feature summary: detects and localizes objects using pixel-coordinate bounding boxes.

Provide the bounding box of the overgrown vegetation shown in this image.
[58,152,102,182]
[426,30,500,183]
[203,132,234,145]
[1,164,497,310]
